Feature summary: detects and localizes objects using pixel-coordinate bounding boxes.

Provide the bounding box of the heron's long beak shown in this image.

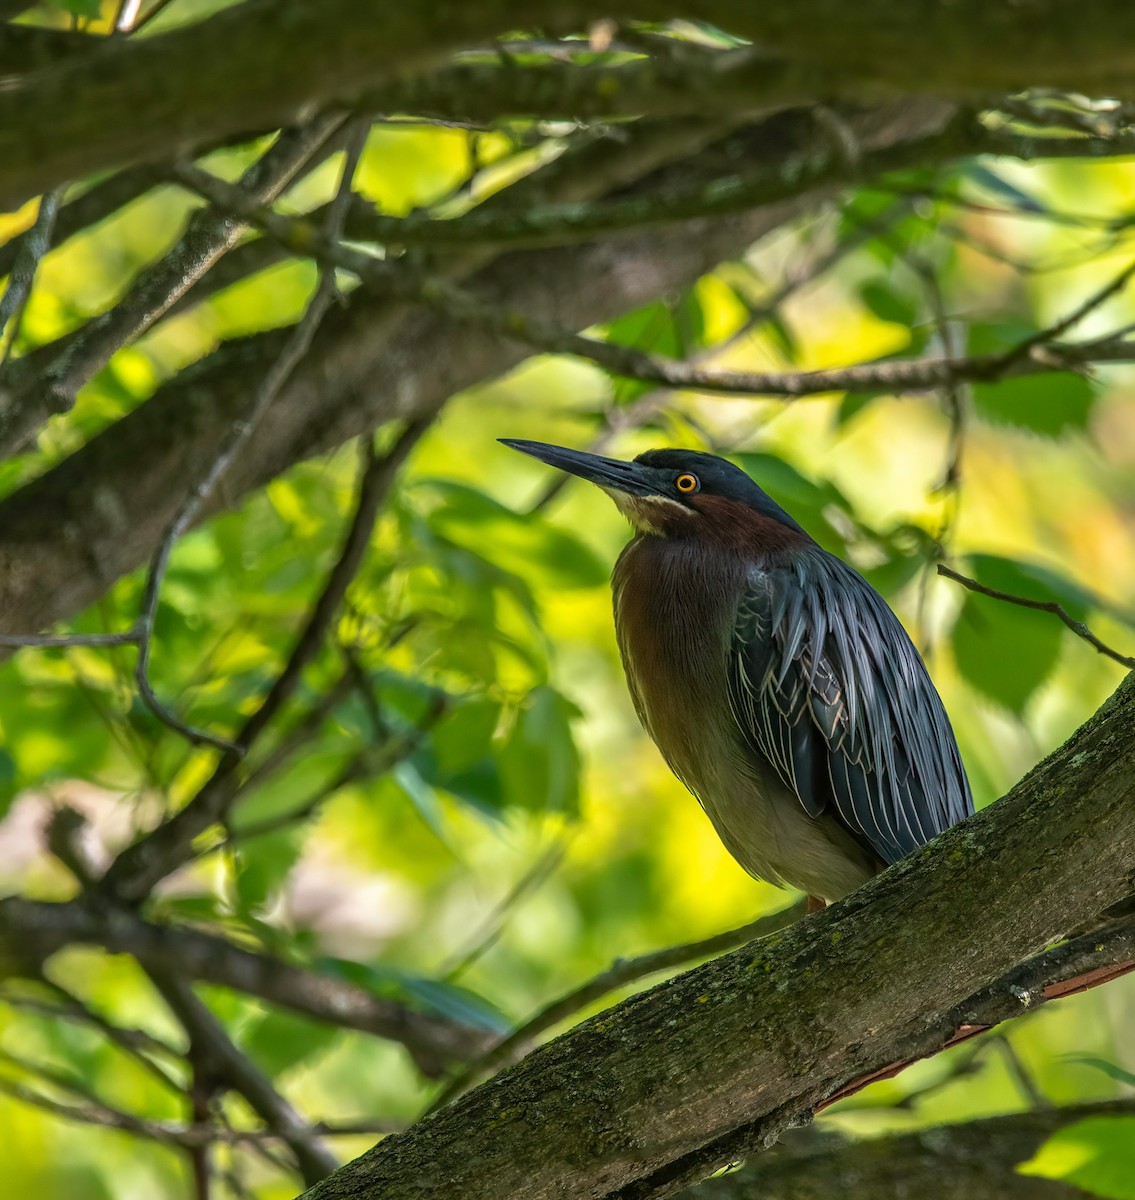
[499,439,656,496]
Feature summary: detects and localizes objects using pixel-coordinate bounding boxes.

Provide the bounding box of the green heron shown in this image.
[501,440,973,906]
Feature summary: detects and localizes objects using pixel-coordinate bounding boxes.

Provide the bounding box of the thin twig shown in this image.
[994,255,1135,372]
[938,563,1135,669]
[223,707,438,844]
[239,423,427,749]
[0,118,345,459]
[0,1078,402,1148]
[441,843,567,979]
[33,981,185,1092]
[1,989,181,1067]
[430,900,806,1110]
[235,668,356,796]
[992,1032,1051,1110]
[0,630,140,648]
[0,188,61,377]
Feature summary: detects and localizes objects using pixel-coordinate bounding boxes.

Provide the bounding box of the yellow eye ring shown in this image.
[675,473,699,494]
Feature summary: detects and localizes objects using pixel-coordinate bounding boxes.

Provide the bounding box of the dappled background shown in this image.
[0,2,1134,1198]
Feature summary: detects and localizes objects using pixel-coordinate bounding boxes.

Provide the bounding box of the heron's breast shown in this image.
[612,537,743,789]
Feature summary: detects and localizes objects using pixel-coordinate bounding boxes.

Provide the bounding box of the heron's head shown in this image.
[500,440,809,543]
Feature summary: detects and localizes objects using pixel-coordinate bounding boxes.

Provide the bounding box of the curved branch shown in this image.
[298,671,1135,1200]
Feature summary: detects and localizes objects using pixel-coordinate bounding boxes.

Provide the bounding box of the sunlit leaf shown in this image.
[1017,1116,1135,1199]
[966,163,1048,214]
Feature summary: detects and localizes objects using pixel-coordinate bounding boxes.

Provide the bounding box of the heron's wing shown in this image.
[728,549,972,864]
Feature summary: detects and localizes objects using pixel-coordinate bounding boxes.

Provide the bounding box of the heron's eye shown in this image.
[675,473,699,494]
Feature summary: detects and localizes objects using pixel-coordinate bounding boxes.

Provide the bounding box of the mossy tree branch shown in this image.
[299,671,1135,1200]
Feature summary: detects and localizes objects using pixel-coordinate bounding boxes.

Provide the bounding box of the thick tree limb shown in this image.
[0,896,492,1074]
[297,671,1135,1200]
[0,0,607,207]
[685,1100,1135,1199]
[8,0,1135,207]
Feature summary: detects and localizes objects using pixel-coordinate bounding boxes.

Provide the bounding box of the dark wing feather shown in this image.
[728,549,972,864]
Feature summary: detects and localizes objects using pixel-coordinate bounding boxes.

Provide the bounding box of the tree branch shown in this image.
[146,969,337,1186]
[683,1099,1135,1199]
[104,416,428,901]
[7,0,1135,207]
[297,671,1135,1200]
[0,189,61,376]
[170,144,1135,412]
[0,897,492,1075]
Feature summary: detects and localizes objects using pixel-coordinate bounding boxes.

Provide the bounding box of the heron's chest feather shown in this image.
[612,538,744,785]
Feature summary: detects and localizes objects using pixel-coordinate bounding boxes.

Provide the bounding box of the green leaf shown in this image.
[859,278,918,327]
[53,0,102,17]
[432,698,500,775]
[1017,1116,1135,1199]
[952,605,1057,714]
[604,299,685,358]
[241,1010,339,1078]
[392,759,449,842]
[413,698,507,817]
[316,958,511,1033]
[0,748,17,818]
[499,685,582,816]
[835,389,888,428]
[967,322,1098,437]
[1066,1056,1135,1088]
[973,371,1096,437]
[949,554,1091,712]
[425,482,608,589]
[234,829,303,913]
